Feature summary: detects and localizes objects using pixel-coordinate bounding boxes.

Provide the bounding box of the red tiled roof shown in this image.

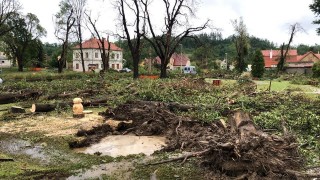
[262,49,298,68]
[261,49,297,57]
[155,53,189,66]
[74,37,122,51]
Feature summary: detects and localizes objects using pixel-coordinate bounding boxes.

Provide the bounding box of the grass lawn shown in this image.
[206,78,320,93]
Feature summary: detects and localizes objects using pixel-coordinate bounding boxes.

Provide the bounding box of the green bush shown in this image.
[312,61,320,78]
[251,49,265,78]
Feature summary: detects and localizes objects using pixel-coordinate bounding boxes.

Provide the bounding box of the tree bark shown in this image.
[30,103,70,113]
[10,106,26,113]
[0,91,41,105]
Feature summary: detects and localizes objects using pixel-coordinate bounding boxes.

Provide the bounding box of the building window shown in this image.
[116,54,119,59]
[76,63,79,69]
[95,52,98,58]
[75,53,80,58]
[112,64,115,69]
[116,64,119,69]
[111,53,115,59]
[85,52,89,58]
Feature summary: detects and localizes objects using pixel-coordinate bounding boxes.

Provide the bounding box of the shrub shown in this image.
[251,49,265,78]
[312,61,320,78]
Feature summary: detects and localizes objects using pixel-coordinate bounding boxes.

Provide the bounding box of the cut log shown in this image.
[0,91,41,105]
[82,98,108,107]
[30,103,70,113]
[10,106,26,113]
[0,158,14,162]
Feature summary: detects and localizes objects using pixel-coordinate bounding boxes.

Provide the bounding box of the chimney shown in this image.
[270,49,273,59]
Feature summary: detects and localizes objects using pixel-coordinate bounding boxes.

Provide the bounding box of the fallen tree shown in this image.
[0,91,41,104]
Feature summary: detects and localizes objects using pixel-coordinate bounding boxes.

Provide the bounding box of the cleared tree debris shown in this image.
[70,100,315,179]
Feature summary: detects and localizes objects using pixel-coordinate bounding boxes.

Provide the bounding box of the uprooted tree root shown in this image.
[70,100,319,179]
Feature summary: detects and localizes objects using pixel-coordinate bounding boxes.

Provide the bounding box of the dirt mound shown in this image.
[71,100,308,179]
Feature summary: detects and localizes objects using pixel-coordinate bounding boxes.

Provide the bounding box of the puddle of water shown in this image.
[75,135,166,157]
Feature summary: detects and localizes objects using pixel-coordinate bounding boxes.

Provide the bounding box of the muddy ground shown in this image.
[1,76,320,179]
[69,100,311,179]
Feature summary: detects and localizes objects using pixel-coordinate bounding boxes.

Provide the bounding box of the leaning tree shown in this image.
[54,0,76,73]
[277,23,303,72]
[142,0,209,78]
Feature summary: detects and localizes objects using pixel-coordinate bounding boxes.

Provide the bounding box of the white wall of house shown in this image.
[0,52,11,68]
[0,59,12,68]
[72,49,123,72]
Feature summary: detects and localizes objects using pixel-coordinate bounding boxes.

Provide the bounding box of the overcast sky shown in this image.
[21,0,320,47]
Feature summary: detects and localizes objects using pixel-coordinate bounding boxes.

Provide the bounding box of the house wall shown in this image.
[286,68,312,74]
[73,49,123,72]
[0,52,11,68]
[300,54,319,63]
[0,60,12,68]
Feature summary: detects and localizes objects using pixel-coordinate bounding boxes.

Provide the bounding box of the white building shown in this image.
[0,52,11,68]
[73,37,123,72]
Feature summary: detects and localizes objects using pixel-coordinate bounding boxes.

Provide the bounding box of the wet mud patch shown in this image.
[0,138,50,164]
[70,100,307,179]
[67,161,133,180]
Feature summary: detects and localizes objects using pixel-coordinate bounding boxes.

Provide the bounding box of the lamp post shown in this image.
[225,53,228,70]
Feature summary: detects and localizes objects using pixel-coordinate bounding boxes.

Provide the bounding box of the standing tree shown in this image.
[0,0,21,37]
[251,49,265,78]
[310,0,320,34]
[54,0,76,73]
[232,17,250,73]
[73,0,87,72]
[142,0,209,78]
[277,23,303,72]
[116,0,145,79]
[85,12,111,72]
[2,13,46,71]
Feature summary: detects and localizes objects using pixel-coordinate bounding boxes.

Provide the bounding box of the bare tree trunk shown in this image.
[78,25,85,72]
[116,0,144,79]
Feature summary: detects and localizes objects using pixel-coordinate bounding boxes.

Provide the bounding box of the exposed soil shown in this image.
[70,100,307,179]
[0,113,104,136]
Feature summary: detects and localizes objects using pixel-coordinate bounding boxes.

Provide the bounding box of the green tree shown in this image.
[251,49,265,78]
[232,17,250,73]
[2,13,46,71]
[0,0,21,37]
[310,0,320,34]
